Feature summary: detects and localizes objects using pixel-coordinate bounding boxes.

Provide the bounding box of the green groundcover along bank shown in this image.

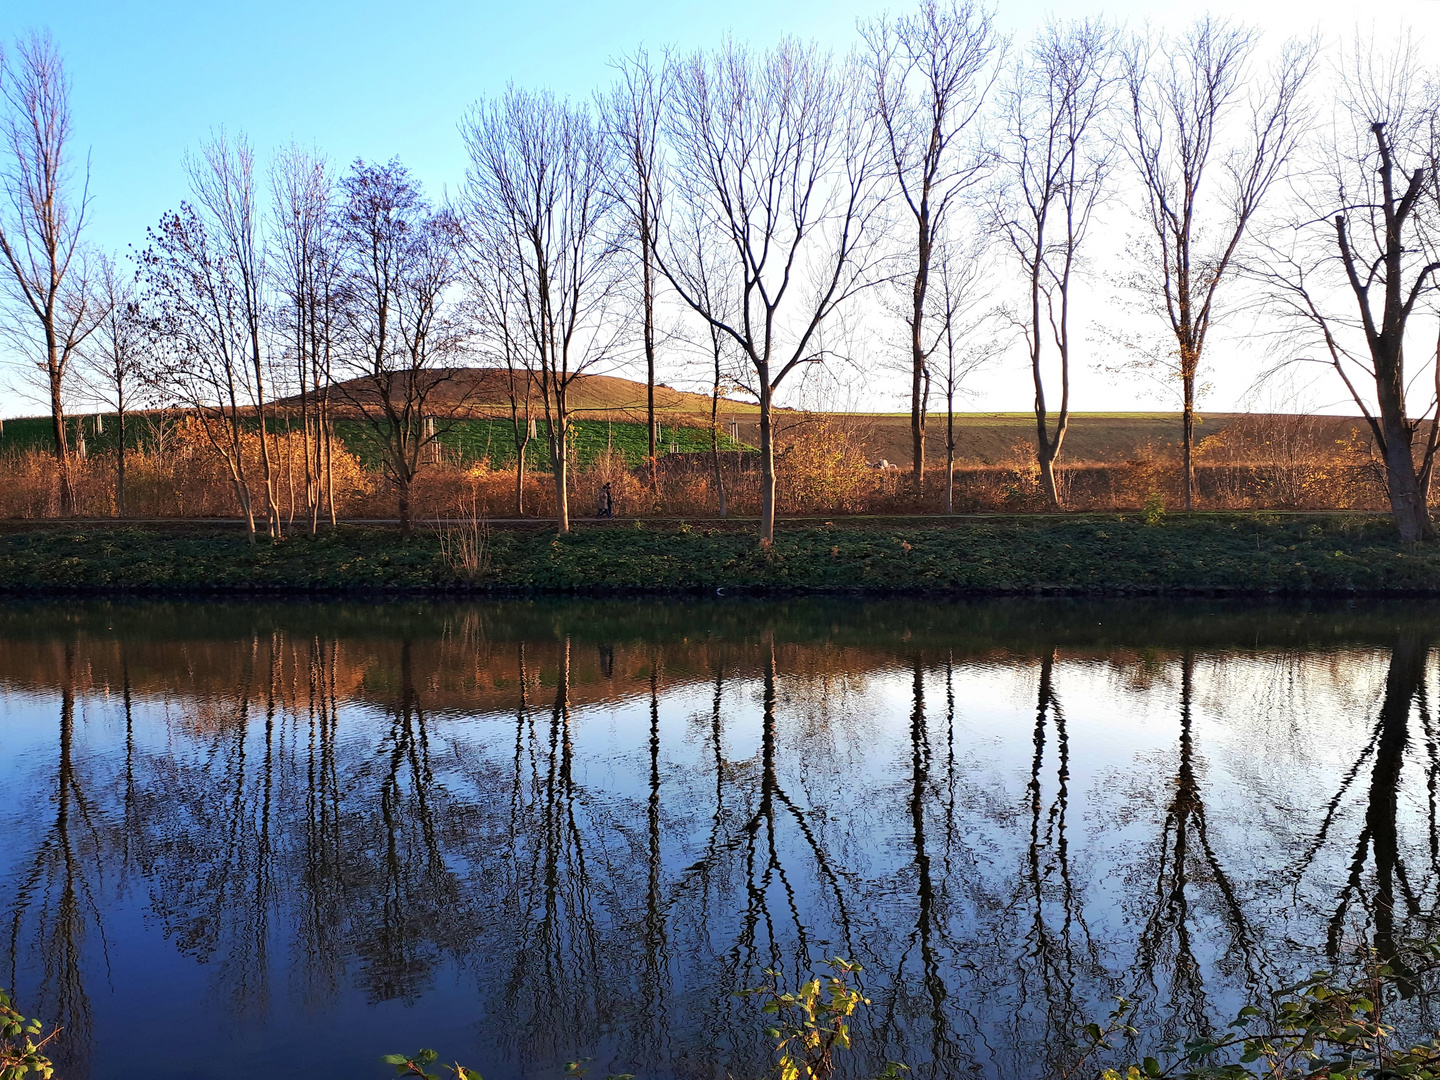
[1,513,1439,594]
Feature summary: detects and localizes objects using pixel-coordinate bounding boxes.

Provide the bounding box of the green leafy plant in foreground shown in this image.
[1142,492,1166,527]
[382,1049,634,1080]
[382,1048,482,1079]
[1095,949,1440,1080]
[740,957,904,1080]
[384,958,893,1080]
[0,989,55,1080]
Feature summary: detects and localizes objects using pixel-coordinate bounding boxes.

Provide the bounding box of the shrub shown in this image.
[0,988,55,1080]
[1094,947,1440,1080]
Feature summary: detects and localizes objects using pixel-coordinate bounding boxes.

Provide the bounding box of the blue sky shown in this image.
[2,0,1438,417]
[3,0,896,260]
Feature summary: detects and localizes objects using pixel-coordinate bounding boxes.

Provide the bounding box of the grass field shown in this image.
[388,415,750,468]
[3,407,1362,467]
[0,413,750,469]
[0,514,1434,594]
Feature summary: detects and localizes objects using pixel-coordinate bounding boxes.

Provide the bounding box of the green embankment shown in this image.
[0,514,1436,594]
[339,416,747,469]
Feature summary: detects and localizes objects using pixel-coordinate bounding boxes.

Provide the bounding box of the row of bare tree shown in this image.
[3,13,1440,542]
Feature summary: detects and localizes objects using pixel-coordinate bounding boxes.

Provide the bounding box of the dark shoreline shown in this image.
[0,513,1436,597]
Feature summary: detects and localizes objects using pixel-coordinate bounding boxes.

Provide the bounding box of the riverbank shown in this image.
[0,513,1436,595]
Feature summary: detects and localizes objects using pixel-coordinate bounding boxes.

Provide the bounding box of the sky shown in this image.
[2,0,1439,420]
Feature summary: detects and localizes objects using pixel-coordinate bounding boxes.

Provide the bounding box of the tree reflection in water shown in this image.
[1008,645,1109,1076]
[1285,635,1438,986]
[1,600,1439,1079]
[7,643,102,1074]
[1128,650,1258,1048]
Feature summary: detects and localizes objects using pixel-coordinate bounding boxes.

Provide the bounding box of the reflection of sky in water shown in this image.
[0,614,1429,1080]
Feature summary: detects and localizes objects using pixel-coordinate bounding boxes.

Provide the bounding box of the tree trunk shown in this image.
[712,429,727,519]
[398,477,413,539]
[300,379,316,535]
[284,421,297,527]
[759,381,776,548]
[945,395,955,515]
[647,320,657,495]
[307,419,321,534]
[49,374,74,516]
[1373,340,1436,541]
[911,217,930,496]
[515,443,527,516]
[1038,441,1061,508]
[234,474,257,546]
[643,211,659,498]
[911,359,926,498]
[711,371,727,518]
[252,340,282,539]
[116,408,127,518]
[1182,373,1196,511]
[323,415,336,527]
[1381,424,1435,542]
[1333,140,1437,542]
[1029,253,1068,510]
[553,422,570,535]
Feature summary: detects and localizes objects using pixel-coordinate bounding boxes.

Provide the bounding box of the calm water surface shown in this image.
[1,598,1438,1079]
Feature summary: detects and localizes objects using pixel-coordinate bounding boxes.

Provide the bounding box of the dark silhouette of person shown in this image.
[597,482,614,519]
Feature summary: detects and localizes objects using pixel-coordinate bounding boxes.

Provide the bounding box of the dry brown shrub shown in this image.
[576,449,648,516]
[0,418,373,520]
[0,408,1413,521]
[1192,415,1379,510]
[1115,441,1175,510]
[371,459,554,520]
[774,417,873,514]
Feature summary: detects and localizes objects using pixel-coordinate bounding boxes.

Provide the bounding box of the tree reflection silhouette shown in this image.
[1007,646,1108,1074]
[1131,650,1257,1042]
[873,655,975,1080]
[6,642,103,1074]
[358,638,454,1002]
[1304,636,1433,983]
[7,605,1440,1080]
[493,636,609,1066]
[295,634,346,1010]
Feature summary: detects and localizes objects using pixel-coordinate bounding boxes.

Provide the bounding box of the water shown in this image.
[1,598,1438,1080]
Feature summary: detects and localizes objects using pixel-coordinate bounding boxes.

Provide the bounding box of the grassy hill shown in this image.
[1,368,1374,469]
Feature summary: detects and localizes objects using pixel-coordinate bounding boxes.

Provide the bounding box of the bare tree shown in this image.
[1252,36,1440,542]
[141,202,266,540]
[462,87,621,535]
[675,217,741,518]
[187,132,282,537]
[464,231,536,516]
[931,234,1000,512]
[995,19,1119,508]
[80,256,148,517]
[658,39,888,546]
[862,0,1002,496]
[602,49,667,493]
[0,31,102,515]
[1122,19,1314,510]
[271,144,341,532]
[335,159,465,538]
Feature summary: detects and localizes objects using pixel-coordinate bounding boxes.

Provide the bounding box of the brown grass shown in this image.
[0,411,1396,521]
